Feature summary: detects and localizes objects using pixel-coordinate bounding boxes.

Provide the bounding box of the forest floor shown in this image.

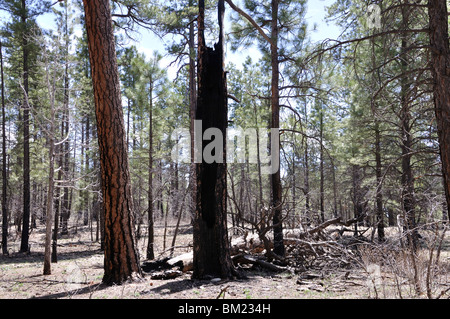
[0,218,449,299]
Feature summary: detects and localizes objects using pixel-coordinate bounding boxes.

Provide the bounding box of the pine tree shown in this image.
[0,0,51,253]
[82,0,142,285]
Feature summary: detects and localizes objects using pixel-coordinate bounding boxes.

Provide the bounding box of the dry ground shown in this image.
[0,218,449,299]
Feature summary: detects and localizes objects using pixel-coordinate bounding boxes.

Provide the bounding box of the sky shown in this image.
[134,0,341,79]
[32,0,342,80]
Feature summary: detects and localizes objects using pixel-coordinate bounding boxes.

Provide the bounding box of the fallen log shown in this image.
[167,251,193,272]
[232,254,287,272]
[150,269,183,280]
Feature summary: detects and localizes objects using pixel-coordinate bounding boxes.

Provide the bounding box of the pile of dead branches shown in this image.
[229,216,365,274]
[141,216,368,280]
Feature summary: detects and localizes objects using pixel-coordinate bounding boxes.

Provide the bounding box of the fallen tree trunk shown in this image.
[232,254,287,272]
[167,251,193,272]
[230,216,362,253]
[144,216,364,278]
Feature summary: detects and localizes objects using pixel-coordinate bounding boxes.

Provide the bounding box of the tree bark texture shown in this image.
[43,116,55,275]
[1,40,8,255]
[270,0,285,258]
[400,3,418,249]
[428,0,450,222]
[193,0,234,279]
[147,79,154,260]
[20,0,31,254]
[82,0,142,285]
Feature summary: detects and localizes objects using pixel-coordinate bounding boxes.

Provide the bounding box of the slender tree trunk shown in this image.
[193,0,234,279]
[352,164,361,236]
[147,80,154,260]
[303,102,310,224]
[375,121,385,241]
[83,0,142,285]
[20,0,31,254]
[428,0,450,222]
[61,58,70,236]
[270,0,284,258]
[400,3,418,250]
[43,91,56,276]
[370,30,385,242]
[1,40,8,255]
[189,0,197,225]
[332,160,338,218]
[319,110,325,223]
[51,126,64,263]
[84,116,90,226]
[43,137,55,275]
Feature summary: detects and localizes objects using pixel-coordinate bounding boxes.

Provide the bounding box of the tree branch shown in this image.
[224,0,275,47]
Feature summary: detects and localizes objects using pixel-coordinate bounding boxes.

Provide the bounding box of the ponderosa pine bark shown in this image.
[428,0,450,222]
[192,0,234,279]
[82,0,142,285]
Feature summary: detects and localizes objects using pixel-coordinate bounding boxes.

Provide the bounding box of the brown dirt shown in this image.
[0,219,448,299]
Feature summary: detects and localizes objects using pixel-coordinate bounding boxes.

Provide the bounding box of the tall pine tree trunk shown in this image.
[319,109,325,223]
[375,121,385,241]
[43,68,56,276]
[1,40,8,256]
[147,79,154,260]
[270,0,284,258]
[400,3,418,249]
[371,34,385,242]
[19,0,31,254]
[189,0,197,224]
[193,0,234,279]
[83,0,142,285]
[428,0,450,222]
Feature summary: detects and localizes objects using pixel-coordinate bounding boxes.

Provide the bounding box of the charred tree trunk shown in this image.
[303,102,310,223]
[270,0,284,258]
[428,0,450,222]
[1,40,7,255]
[189,0,197,225]
[192,0,234,279]
[319,110,325,223]
[83,0,142,285]
[19,0,30,254]
[375,121,385,241]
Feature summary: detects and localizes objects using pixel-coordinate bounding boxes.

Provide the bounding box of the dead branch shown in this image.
[232,254,287,272]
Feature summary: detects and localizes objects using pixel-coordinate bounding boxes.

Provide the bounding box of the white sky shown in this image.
[135,0,341,79]
[32,0,341,80]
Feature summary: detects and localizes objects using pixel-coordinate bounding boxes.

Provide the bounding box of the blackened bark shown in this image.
[83,0,142,285]
[1,40,7,255]
[352,165,361,236]
[20,0,30,253]
[319,110,324,223]
[193,0,234,279]
[303,103,310,222]
[428,0,450,222]
[188,3,197,226]
[375,122,385,241]
[271,0,284,258]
